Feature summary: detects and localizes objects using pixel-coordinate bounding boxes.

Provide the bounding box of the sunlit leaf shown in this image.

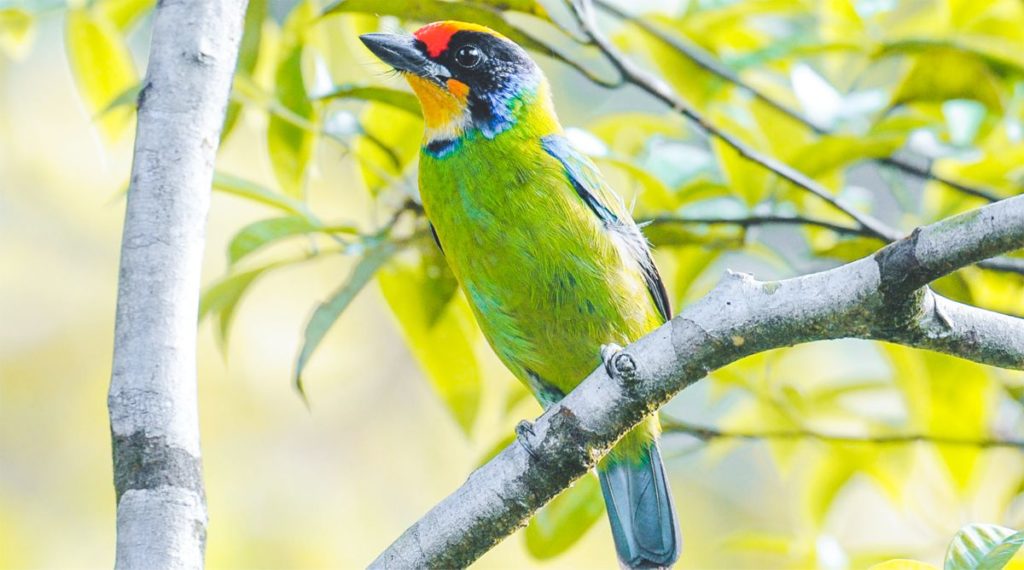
[355,102,421,195]
[65,7,138,140]
[471,0,547,17]
[94,82,141,119]
[212,171,312,217]
[524,473,604,559]
[294,240,399,398]
[323,0,549,54]
[228,216,358,266]
[0,8,34,59]
[268,45,315,198]
[222,0,267,143]
[869,560,940,570]
[96,0,155,31]
[888,47,1004,111]
[945,524,1024,570]
[378,240,482,434]
[788,134,903,180]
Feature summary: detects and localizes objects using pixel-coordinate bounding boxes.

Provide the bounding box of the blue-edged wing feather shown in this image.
[540,134,672,322]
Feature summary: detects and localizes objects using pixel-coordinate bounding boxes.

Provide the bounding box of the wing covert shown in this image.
[540,134,672,321]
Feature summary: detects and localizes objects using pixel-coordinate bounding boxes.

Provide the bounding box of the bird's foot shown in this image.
[515,420,538,460]
[601,342,640,387]
[601,343,625,376]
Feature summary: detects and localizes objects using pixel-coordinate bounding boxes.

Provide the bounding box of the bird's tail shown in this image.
[597,428,681,569]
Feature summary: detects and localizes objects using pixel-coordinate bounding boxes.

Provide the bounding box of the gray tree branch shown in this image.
[108,1,247,568]
[370,195,1024,568]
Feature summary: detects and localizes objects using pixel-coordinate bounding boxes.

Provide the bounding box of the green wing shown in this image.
[541,134,672,321]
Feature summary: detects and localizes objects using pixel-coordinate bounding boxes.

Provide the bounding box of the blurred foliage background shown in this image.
[3,0,1024,568]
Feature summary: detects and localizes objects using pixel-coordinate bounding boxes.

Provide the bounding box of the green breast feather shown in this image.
[418,128,668,401]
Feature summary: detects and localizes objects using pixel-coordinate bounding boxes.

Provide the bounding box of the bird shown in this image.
[361,21,681,569]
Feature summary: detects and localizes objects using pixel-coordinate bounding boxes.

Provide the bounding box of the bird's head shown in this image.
[360,22,556,148]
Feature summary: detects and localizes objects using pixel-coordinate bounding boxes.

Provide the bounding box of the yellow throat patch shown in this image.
[406,75,470,137]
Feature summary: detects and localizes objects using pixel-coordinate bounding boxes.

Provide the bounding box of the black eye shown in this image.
[454,45,483,68]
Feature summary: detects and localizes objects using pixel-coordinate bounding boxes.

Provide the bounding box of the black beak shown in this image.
[359,33,451,84]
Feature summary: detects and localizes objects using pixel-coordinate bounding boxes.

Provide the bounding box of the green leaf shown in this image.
[945,524,1024,570]
[524,473,604,559]
[228,216,357,266]
[324,0,550,55]
[378,240,482,434]
[788,134,903,179]
[355,102,421,195]
[212,171,312,217]
[889,47,1004,112]
[95,82,141,119]
[294,240,398,398]
[96,0,155,31]
[200,262,286,347]
[315,84,421,117]
[471,0,547,17]
[65,7,138,140]
[222,0,266,143]
[268,45,315,198]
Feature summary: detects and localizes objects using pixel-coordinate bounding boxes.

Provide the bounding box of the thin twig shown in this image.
[646,214,880,238]
[591,0,1006,203]
[660,417,1024,449]
[566,0,1024,277]
[567,0,900,242]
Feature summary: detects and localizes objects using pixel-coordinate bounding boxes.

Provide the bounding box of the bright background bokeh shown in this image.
[2,0,1024,568]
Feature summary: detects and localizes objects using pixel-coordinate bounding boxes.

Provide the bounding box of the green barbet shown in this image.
[361,21,681,569]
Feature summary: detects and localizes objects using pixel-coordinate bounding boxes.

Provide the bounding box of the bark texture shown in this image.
[108,1,247,568]
[371,195,1024,568]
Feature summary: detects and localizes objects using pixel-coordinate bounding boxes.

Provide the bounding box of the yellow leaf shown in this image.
[867,559,939,570]
[96,0,155,31]
[890,47,1004,111]
[378,244,482,435]
[65,8,138,140]
[355,102,421,195]
[0,8,34,60]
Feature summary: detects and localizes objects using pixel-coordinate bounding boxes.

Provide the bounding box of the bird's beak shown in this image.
[359,33,451,85]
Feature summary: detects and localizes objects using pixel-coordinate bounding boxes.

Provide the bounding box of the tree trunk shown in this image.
[108,1,247,568]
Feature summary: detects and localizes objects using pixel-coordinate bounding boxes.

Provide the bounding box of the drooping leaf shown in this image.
[212,171,312,217]
[315,84,422,117]
[200,261,287,347]
[268,45,315,197]
[65,7,138,140]
[524,473,604,559]
[228,216,357,266]
[378,240,482,434]
[222,0,267,143]
[355,102,421,195]
[945,524,1024,570]
[294,240,399,398]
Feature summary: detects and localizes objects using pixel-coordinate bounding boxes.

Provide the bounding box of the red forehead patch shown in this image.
[414,22,459,58]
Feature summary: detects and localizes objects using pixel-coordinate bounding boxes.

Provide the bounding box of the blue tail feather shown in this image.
[598,442,681,568]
